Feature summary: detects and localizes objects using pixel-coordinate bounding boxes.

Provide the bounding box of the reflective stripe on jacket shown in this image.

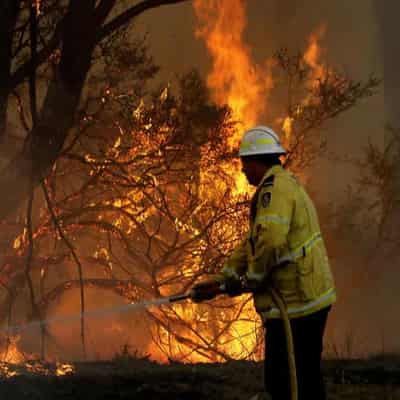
[219,165,336,319]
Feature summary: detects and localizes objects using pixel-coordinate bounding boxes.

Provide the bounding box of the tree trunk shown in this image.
[0,1,98,220]
[0,1,20,138]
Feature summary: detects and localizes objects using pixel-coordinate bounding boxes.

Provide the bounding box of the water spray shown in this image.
[0,281,234,335]
[0,293,192,336]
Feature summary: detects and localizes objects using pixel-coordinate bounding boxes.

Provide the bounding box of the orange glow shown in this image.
[1,336,25,364]
[146,295,261,363]
[303,25,327,87]
[282,116,294,139]
[55,362,75,376]
[194,0,274,149]
[193,0,274,197]
[281,25,327,151]
[0,336,74,377]
[149,0,275,363]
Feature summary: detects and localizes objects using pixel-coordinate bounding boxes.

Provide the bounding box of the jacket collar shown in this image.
[259,164,283,186]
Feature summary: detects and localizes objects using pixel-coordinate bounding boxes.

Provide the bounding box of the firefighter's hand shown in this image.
[241,276,264,294]
[190,280,221,303]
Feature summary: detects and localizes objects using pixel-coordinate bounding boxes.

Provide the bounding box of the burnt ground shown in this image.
[1,357,400,400]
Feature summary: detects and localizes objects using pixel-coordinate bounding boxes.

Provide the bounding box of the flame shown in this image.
[282,116,294,139]
[281,25,327,148]
[1,336,25,365]
[0,335,74,378]
[194,0,274,149]
[55,362,75,376]
[303,25,327,88]
[0,363,18,378]
[150,0,276,363]
[147,295,261,363]
[193,0,274,197]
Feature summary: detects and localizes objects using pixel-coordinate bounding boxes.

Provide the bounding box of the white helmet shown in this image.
[239,126,286,157]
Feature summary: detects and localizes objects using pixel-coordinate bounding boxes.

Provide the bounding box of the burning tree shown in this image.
[0,1,380,364]
[1,50,379,364]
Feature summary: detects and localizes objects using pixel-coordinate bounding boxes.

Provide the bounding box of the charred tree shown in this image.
[0,0,190,221]
[0,0,20,139]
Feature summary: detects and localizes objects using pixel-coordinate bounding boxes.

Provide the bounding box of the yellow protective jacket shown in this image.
[218,165,336,320]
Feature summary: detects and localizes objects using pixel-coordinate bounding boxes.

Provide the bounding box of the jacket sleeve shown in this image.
[215,235,248,282]
[246,181,294,283]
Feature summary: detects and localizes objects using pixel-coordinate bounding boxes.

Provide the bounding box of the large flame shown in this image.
[190,0,274,362]
[194,0,275,197]
[194,0,274,149]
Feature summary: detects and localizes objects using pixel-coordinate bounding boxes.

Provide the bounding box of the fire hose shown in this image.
[168,279,298,400]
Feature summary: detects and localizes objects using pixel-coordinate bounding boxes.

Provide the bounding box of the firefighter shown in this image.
[192,126,336,400]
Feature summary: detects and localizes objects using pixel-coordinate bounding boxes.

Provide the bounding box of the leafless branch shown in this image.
[41,180,87,359]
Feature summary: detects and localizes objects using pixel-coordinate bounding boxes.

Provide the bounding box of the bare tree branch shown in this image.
[41,180,87,359]
[98,0,191,41]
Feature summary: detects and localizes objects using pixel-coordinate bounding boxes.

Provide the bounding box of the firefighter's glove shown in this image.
[221,278,244,297]
[243,277,262,293]
[190,280,221,303]
[243,275,270,294]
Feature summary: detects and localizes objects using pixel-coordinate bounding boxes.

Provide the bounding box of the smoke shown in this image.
[374,0,400,128]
